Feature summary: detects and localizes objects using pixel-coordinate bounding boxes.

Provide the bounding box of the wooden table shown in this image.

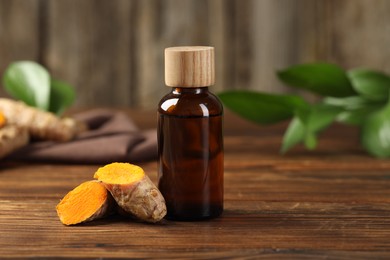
[1,111,389,258]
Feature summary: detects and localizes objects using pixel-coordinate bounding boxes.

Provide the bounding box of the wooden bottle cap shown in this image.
[165,46,215,87]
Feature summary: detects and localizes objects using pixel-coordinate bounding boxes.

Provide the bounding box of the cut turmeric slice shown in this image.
[0,98,83,142]
[56,181,114,225]
[94,162,167,223]
[0,111,6,128]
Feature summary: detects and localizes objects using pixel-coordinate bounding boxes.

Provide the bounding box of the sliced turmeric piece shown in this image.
[0,98,83,142]
[0,125,29,159]
[94,162,167,223]
[0,111,6,128]
[56,181,114,225]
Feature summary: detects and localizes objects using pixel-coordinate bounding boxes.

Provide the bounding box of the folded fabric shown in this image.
[10,109,157,164]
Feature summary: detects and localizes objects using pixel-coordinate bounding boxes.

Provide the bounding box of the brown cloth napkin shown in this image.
[10,109,157,164]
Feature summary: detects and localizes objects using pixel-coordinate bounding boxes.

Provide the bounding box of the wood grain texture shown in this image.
[0,110,389,258]
[165,46,215,87]
[45,0,134,107]
[0,0,40,98]
[1,0,390,108]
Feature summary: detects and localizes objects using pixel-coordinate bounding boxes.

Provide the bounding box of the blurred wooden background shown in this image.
[1,0,390,108]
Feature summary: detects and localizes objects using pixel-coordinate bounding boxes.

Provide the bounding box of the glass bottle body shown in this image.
[157,87,224,220]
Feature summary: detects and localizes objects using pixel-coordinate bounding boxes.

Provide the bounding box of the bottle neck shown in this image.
[172,87,209,95]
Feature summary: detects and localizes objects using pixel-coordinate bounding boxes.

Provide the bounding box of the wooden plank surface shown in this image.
[1,0,390,108]
[0,110,390,258]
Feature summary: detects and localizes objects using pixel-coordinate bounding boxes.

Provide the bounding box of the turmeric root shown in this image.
[56,181,114,225]
[0,98,82,142]
[0,125,29,159]
[94,162,167,223]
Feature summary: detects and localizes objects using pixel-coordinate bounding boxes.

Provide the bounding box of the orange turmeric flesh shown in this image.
[94,163,167,223]
[94,163,144,185]
[0,111,6,128]
[56,181,113,225]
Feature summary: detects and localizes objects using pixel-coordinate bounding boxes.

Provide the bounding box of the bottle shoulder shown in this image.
[158,88,223,117]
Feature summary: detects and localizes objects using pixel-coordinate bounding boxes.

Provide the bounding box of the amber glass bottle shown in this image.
[158,46,223,220]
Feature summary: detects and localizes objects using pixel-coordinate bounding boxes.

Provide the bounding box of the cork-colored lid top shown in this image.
[165,46,215,87]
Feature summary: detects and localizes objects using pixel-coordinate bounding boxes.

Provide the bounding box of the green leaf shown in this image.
[49,79,76,115]
[323,96,376,110]
[3,61,50,110]
[305,104,343,132]
[324,96,384,125]
[218,91,308,125]
[281,117,305,153]
[361,101,390,158]
[277,63,355,97]
[304,132,317,150]
[336,105,382,125]
[347,69,390,101]
[281,103,342,153]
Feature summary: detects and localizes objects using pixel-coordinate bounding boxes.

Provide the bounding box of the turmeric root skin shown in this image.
[56,181,114,225]
[0,98,81,142]
[105,175,167,222]
[0,125,29,159]
[94,163,167,223]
